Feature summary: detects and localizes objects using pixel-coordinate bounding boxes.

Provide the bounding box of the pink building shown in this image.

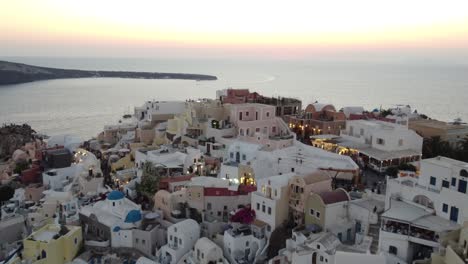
[229,104,294,149]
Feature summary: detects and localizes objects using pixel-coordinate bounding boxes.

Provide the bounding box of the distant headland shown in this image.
[0,60,217,85]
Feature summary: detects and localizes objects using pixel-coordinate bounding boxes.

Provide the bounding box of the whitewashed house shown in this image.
[223,223,267,264]
[157,219,200,264]
[340,119,423,172]
[186,237,228,264]
[380,156,468,263]
[251,173,296,237]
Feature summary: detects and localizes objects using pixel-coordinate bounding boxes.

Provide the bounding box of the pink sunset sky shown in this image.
[2,0,468,61]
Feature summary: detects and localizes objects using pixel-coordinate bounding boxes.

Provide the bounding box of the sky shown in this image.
[2,0,468,61]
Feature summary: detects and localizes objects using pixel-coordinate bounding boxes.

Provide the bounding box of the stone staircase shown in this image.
[368,216,382,254]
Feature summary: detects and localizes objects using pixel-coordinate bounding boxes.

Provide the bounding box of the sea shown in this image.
[0,57,467,140]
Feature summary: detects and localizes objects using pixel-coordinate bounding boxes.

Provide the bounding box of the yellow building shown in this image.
[22,224,82,264]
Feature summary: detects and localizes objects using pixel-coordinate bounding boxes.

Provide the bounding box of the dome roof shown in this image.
[125,210,142,223]
[107,190,124,200]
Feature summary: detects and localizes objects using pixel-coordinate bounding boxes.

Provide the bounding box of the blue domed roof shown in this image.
[113,226,121,232]
[125,210,142,223]
[107,190,125,200]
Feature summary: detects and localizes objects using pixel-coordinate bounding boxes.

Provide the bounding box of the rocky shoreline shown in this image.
[0,60,218,85]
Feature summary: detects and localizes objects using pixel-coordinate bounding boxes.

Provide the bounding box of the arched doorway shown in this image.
[413,195,434,209]
[312,252,317,264]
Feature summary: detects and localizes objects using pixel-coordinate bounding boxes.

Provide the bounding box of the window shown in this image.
[230,152,234,159]
[291,168,295,172]
[217,211,221,216]
[310,209,315,216]
[459,180,467,194]
[377,138,385,145]
[320,256,324,261]
[398,139,404,146]
[246,241,249,247]
[317,244,320,249]
[389,245,398,255]
[179,238,182,245]
[430,176,436,186]
[142,239,146,245]
[266,112,270,117]
[267,225,271,232]
[461,169,468,177]
[316,211,321,218]
[262,205,265,212]
[452,177,457,186]
[242,154,246,160]
[74,238,78,244]
[240,129,244,136]
[442,180,450,188]
[360,128,364,135]
[136,238,139,243]
[170,235,173,241]
[274,189,277,197]
[207,203,212,210]
[246,111,249,116]
[272,126,276,133]
[443,203,448,213]
[256,112,258,120]
[256,128,260,132]
[256,203,260,210]
[268,207,272,215]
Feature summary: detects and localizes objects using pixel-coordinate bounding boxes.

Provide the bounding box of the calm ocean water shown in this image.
[1,57,467,139]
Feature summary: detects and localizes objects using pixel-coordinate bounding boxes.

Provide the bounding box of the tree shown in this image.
[379,109,393,118]
[385,163,417,178]
[136,161,161,199]
[0,185,15,219]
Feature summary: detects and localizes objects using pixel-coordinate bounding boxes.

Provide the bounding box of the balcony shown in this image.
[381,219,440,247]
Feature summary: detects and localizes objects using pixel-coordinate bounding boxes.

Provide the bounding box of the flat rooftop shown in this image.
[410,119,468,130]
[423,156,468,168]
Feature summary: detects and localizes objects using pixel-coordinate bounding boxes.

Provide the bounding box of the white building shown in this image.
[251,141,359,180]
[135,146,202,177]
[340,119,423,172]
[380,156,468,263]
[223,223,267,264]
[157,219,200,264]
[26,190,79,229]
[186,237,228,264]
[79,190,143,248]
[270,229,386,264]
[220,139,358,183]
[134,100,187,124]
[251,173,296,237]
[42,149,102,191]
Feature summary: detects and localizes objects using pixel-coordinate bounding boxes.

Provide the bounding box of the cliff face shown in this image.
[0,60,218,85]
[0,124,36,159]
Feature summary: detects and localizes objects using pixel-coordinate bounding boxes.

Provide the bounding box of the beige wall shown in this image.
[304,193,325,228]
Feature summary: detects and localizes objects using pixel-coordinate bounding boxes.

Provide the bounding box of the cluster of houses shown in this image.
[1,88,468,264]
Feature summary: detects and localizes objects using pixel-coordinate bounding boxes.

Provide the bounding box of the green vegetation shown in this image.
[13,160,29,174]
[385,163,417,178]
[136,161,161,199]
[0,185,15,219]
[422,136,468,162]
